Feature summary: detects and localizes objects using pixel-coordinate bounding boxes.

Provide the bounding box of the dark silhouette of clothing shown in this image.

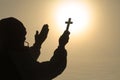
[0,17,70,80]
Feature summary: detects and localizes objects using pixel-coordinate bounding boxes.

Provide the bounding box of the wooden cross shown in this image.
[65,18,73,31]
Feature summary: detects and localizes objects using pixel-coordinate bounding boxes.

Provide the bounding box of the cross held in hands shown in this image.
[65,18,73,31]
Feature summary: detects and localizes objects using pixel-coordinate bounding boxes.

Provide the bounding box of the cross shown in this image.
[65,18,73,31]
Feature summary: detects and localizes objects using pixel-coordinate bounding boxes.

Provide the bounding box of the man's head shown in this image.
[0,17,26,48]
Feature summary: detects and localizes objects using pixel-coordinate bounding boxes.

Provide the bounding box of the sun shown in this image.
[55,2,91,35]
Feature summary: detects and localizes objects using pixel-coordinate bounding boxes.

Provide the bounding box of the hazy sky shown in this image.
[0,0,120,80]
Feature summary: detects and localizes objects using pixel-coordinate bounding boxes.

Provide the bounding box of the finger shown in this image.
[62,31,70,38]
[43,24,49,28]
[35,30,39,36]
[64,30,70,34]
[40,24,49,34]
[42,24,49,31]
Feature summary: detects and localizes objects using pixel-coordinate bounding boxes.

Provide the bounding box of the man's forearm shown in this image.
[29,43,41,60]
[33,42,42,50]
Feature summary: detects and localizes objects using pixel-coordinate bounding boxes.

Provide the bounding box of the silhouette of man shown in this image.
[0,17,70,80]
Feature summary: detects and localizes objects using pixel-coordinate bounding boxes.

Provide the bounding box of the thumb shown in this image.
[35,30,39,36]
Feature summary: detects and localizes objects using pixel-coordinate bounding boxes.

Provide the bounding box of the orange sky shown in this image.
[0,0,120,80]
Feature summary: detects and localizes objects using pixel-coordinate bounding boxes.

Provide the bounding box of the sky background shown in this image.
[0,0,120,80]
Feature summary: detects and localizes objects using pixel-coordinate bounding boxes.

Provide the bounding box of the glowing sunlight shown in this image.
[55,2,91,35]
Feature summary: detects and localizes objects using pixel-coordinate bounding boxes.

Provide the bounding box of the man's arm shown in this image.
[30,24,49,60]
[34,30,70,79]
[48,30,70,78]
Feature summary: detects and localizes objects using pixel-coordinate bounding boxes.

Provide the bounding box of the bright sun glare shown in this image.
[55,2,91,35]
